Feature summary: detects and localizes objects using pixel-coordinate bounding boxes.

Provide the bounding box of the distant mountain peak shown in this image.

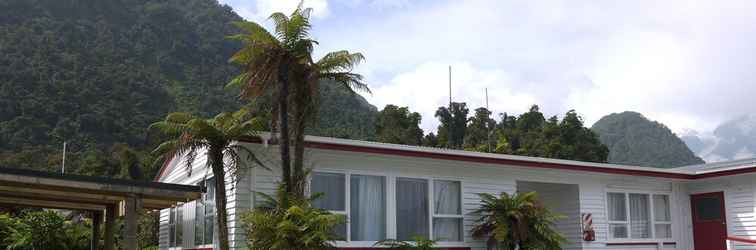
[684,114,756,163]
[591,111,704,168]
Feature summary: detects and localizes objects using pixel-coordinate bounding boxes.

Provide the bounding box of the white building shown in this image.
[156,135,756,250]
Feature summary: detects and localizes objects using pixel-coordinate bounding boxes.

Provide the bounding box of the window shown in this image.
[607,191,672,240]
[311,172,387,241]
[653,195,672,238]
[350,175,386,241]
[397,177,429,240]
[169,207,176,247]
[312,172,347,238]
[433,180,463,242]
[396,178,463,242]
[310,172,462,243]
[195,178,215,245]
[169,204,184,247]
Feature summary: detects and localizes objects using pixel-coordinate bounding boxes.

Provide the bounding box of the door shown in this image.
[691,192,727,250]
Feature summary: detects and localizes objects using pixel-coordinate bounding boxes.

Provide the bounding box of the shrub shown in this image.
[242,188,346,250]
[471,192,566,250]
[5,210,90,250]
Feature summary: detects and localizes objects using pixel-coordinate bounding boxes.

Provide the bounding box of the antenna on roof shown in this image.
[448,65,452,107]
[61,141,67,174]
[486,88,492,152]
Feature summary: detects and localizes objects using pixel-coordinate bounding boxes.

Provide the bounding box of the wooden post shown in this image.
[124,194,142,250]
[91,211,102,250]
[104,205,115,250]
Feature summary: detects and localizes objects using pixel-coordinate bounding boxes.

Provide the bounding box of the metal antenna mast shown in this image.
[486,88,492,152]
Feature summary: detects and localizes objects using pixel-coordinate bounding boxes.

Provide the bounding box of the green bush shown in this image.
[241,191,346,250]
[4,210,90,250]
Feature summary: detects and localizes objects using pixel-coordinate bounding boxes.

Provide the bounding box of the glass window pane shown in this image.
[333,222,347,240]
[176,205,183,245]
[169,208,176,246]
[205,215,214,244]
[350,175,386,241]
[607,193,627,221]
[655,224,672,238]
[434,180,461,215]
[195,201,204,245]
[696,196,723,221]
[396,177,429,240]
[609,224,628,238]
[629,193,651,239]
[433,218,463,241]
[312,172,346,211]
[653,195,671,222]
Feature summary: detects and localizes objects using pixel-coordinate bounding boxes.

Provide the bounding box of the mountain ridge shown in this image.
[590,111,704,168]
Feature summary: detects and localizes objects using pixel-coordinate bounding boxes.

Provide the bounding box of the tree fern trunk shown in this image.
[278,62,292,206]
[292,98,307,197]
[211,150,231,250]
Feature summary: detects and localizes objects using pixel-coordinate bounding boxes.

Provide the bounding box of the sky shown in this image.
[218,0,756,135]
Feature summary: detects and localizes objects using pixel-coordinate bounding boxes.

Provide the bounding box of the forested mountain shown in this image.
[0,0,376,178]
[591,111,704,168]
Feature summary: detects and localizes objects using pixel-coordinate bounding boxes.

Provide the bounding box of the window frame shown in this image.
[605,189,674,242]
[310,170,389,244]
[309,170,465,247]
[194,177,216,248]
[430,179,464,242]
[169,206,177,247]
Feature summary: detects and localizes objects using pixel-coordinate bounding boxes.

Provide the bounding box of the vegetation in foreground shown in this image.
[471,192,567,250]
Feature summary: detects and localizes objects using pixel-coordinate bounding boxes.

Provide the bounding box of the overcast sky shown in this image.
[219,0,756,135]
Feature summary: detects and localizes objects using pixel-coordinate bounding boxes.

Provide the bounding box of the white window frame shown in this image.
[309,170,465,248]
[430,179,464,243]
[310,169,389,246]
[169,203,185,249]
[169,206,177,248]
[605,189,674,243]
[194,178,216,249]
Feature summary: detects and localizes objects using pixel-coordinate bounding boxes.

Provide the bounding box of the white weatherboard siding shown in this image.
[241,143,693,250]
[517,181,582,250]
[157,140,756,250]
[685,174,756,250]
[157,147,254,250]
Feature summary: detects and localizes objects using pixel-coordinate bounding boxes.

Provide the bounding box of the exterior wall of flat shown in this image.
[685,173,756,250]
[247,144,690,250]
[158,142,756,250]
[517,181,582,250]
[157,147,253,250]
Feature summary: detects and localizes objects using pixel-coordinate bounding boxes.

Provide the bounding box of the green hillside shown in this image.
[591,111,704,168]
[0,0,376,178]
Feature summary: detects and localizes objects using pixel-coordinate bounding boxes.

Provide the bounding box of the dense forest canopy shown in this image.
[0,0,378,178]
[591,111,705,168]
[0,0,702,182]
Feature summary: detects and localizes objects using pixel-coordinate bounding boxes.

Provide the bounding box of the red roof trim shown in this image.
[304,141,693,179]
[154,137,756,181]
[153,154,174,181]
[693,167,756,179]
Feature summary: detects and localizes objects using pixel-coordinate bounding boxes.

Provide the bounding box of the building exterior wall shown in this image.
[155,142,756,250]
[684,174,756,250]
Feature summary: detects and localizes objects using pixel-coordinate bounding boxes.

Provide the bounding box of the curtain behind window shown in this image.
[433,180,461,241]
[312,173,346,211]
[350,175,386,241]
[397,178,429,240]
[607,193,628,238]
[629,194,651,238]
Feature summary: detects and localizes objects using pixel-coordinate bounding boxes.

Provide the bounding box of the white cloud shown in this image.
[221,0,756,137]
[367,62,537,133]
[221,0,329,22]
